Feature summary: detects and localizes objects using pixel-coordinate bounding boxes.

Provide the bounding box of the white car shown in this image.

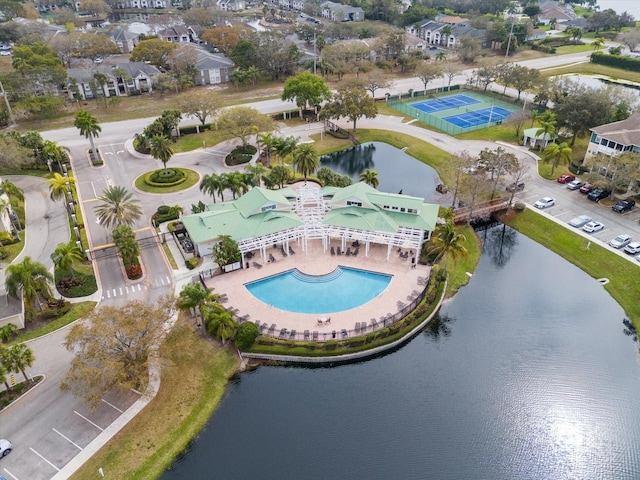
[624,242,640,255]
[582,221,604,233]
[0,438,12,457]
[609,234,632,249]
[566,179,583,190]
[534,197,556,209]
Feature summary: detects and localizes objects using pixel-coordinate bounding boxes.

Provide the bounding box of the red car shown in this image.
[579,183,593,194]
[557,174,576,184]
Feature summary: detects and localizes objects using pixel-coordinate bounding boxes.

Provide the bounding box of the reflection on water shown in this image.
[163,226,640,480]
[320,142,444,203]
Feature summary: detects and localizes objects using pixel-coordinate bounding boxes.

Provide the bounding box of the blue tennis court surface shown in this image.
[443,107,512,128]
[411,94,480,113]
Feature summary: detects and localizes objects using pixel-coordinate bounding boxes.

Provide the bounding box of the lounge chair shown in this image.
[304,330,310,340]
[360,322,367,333]
[289,246,295,255]
[346,247,352,256]
[269,253,276,263]
[355,322,361,333]
[261,322,268,333]
[341,329,348,339]
[371,318,378,330]
[330,246,335,255]
[279,328,287,339]
[337,248,342,255]
[280,246,288,257]
[312,331,319,341]
[353,248,359,256]
[239,314,250,321]
[289,329,296,339]
[268,324,276,334]
[252,261,262,269]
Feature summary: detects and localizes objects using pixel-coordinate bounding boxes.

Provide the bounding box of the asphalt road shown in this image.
[1,48,630,479]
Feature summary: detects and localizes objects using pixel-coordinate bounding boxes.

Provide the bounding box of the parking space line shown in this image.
[29,447,60,472]
[74,410,104,431]
[102,398,124,413]
[53,427,83,451]
[3,468,20,480]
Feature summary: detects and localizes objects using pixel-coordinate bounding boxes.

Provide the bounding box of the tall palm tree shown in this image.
[94,185,143,229]
[74,110,101,162]
[177,283,220,318]
[0,359,12,393]
[47,172,75,203]
[542,142,572,175]
[203,304,236,344]
[258,132,276,165]
[535,121,556,150]
[6,343,35,382]
[51,240,85,278]
[273,136,298,164]
[292,143,319,183]
[200,173,225,203]
[435,51,447,62]
[225,171,248,199]
[149,134,174,173]
[592,37,606,51]
[5,256,53,311]
[359,169,379,188]
[440,25,452,47]
[427,222,468,273]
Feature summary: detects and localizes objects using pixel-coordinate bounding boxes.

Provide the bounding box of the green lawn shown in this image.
[172,130,234,153]
[555,44,596,54]
[10,301,96,344]
[505,209,640,328]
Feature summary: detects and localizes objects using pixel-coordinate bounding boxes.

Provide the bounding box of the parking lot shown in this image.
[520,176,640,263]
[2,390,140,480]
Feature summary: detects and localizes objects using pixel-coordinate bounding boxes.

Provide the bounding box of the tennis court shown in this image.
[443,106,513,128]
[412,94,480,114]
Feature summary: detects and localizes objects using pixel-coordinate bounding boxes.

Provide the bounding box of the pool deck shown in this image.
[203,240,430,339]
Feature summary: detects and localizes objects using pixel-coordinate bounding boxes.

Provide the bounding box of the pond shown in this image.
[320,142,444,204]
[163,225,640,479]
[554,74,640,102]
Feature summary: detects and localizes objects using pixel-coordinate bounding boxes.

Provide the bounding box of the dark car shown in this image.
[612,199,635,213]
[506,181,525,193]
[587,188,611,201]
[557,174,575,184]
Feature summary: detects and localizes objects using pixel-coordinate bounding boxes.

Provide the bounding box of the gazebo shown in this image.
[523,128,554,150]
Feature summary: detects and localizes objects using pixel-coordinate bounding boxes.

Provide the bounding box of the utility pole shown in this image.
[313,32,317,75]
[0,80,16,127]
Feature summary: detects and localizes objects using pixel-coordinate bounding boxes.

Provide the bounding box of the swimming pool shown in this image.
[244,266,392,314]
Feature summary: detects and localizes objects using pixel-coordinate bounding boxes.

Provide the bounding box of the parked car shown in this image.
[582,221,604,233]
[557,174,575,184]
[534,197,556,209]
[624,242,640,255]
[506,181,525,193]
[612,199,635,213]
[609,234,632,249]
[587,188,611,201]
[568,214,592,228]
[0,439,12,457]
[579,183,593,194]
[566,179,583,190]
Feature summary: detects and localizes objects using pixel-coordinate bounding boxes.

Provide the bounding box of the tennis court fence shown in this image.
[388,85,516,135]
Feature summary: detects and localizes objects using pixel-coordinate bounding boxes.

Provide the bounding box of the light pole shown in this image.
[0,80,16,127]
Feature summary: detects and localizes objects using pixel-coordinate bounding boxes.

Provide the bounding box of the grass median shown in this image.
[504,209,640,328]
[70,318,240,480]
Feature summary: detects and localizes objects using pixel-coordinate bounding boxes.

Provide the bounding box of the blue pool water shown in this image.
[245,266,392,314]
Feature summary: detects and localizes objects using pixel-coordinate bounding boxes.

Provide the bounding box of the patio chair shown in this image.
[289,246,295,255]
[313,331,319,341]
[304,330,310,340]
[279,328,287,339]
[289,329,296,339]
[355,322,361,333]
[317,319,324,326]
[360,322,367,333]
[337,248,342,255]
[353,248,359,256]
[331,246,335,255]
[346,247,352,256]
[280,246,287,257]
[268,324,276,334]
[269,253,276,263]
[261,322,268,333]
[252,261,262,269]
[371,318,378,330]
[341,329,348,339]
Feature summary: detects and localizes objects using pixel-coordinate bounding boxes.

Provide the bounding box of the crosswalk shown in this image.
[101,276,172,300]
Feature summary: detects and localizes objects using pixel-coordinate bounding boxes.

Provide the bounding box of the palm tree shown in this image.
[0,324,18,343]
[0,356,12,393]
[592,36,606,52]
[440,25,452,47]
[177,283,220,318]
[112,225,140,266]
[435,51,447,62]
[225,172,248,199]
[149,134,174,173]
[74,110,101,162]
[47,173,75,204]
[273,136,298,164]
[51,240,84,278]
[427,222,468,273]
[5,256,53,311]
[359,169,379,188]
[94,185,143,229]
[42,140,68,172]
[535,120,557,150]
[200,173,225,203]
[542,142,572,175]
[6,343,35,382]
[0,179,24,203]
[258,132,276,165]
[203,304,236,344]
[244,163,268,188]
[0,198,20,235]
[292,143,319,183]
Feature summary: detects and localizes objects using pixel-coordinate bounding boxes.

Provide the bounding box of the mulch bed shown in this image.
[0,375,44,410]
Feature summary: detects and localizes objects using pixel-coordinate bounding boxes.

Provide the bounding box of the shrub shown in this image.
[144,169,187,188]
[185,258,199,270]
[37,301,71,319]
[126,264,143,279]
[513,201,526,212]
[234,321,260,350]
[591,52,640,72]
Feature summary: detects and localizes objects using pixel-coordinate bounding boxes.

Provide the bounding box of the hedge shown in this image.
[178,124,213,135]
[144,170,187,188]
[591,52,640,72]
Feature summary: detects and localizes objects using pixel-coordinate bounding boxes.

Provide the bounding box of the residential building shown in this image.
[157,25,199,44]
[406,19,486,48]
[181,182,438,266]
[185,47,235,85]
[112,0,168,7]
[65,62,161,100]
[218,0,245,10]
[102,28,140,54]
[537,1,576,25]
[585,112,640,161]
[320,1,364,22]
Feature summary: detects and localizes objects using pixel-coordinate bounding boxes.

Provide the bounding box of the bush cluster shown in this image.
[152,205,180,225]
[591,52,640,72]
[185,258,199,270]
[38,301,71,319]
[178,124,213,135]
[144,169,187,188]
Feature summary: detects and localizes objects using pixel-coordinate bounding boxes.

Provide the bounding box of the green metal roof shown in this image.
[323,207,399,232]
[233,187,294,218]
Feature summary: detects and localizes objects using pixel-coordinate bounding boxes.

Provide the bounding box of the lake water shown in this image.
[163,225,640,479]
[596,0,640,19]
[320,142,443,203]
